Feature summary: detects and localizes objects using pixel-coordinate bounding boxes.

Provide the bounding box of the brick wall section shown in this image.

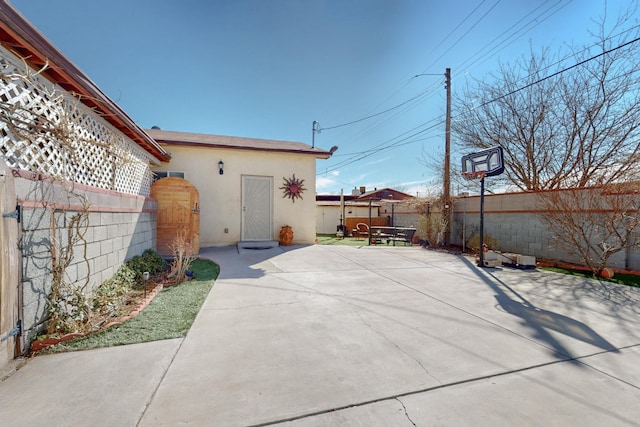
[452,190,638,270]
[15,171,157,345]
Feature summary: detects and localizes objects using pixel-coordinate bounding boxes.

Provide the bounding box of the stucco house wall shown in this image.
[0,1,331,361]
[148,129,331,246]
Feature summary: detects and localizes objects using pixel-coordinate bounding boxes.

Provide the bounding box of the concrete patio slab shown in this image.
[397,349,640,427]
[140,245,640,426]
[292,349,640,427]
[2,245,639,427]
[0,339,181,426]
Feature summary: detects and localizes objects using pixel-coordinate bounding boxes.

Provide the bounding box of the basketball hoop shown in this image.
[462,171,486,181]
[460,147,504,268]
[461,146,504,177]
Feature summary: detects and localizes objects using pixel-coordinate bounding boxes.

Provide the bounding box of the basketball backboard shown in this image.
[461,146,504,177]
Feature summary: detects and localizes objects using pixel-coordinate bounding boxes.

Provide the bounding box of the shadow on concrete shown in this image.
[197,245,309,280]
[458,256,618,360]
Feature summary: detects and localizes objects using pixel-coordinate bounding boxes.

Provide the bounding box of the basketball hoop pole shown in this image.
[461,146,504,267]
[444,68,451,246]
[479,174,486,268]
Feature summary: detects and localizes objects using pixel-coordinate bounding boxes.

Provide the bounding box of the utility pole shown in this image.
[444,67,451,246]
[312,120,319,148]
[413,69,452,245]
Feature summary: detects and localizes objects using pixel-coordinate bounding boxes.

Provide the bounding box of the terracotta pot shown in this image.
[599,268,615,278]
[279,226,294,246]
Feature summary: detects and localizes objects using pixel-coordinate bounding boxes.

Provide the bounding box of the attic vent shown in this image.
[151,125,161,129]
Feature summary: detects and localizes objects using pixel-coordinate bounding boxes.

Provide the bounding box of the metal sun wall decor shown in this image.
[280,174,306,202]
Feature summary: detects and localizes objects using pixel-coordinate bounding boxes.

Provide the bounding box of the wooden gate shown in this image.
[151,177,200,257]
[0,163,21,365]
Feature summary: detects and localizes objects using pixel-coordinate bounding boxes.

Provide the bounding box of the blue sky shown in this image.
[9,0,635,196]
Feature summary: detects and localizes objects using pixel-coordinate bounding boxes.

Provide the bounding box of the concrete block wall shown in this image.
[453,209,570,261]
[61,210,157,287]
[392,212,421,229]
[452,190,637,270]
[379,201,421,229]
[15,172,157,346]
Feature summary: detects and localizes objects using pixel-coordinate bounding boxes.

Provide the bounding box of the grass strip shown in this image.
[316,233,373,246]
[46,258,219,353]
[539,266,640,288]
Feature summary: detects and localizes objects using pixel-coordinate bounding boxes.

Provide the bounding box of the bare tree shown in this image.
[453,4,640,191]
[409,195,448,246]
[539,184,640,274]
[453,4,640,272]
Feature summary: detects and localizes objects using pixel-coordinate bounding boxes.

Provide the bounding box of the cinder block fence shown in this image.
[451,190,640,270]
[14,170,158,345]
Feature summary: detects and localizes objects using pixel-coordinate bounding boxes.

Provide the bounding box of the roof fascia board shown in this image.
[155,138,332,159]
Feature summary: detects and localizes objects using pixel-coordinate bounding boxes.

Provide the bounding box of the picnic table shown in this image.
[370,226,417,246]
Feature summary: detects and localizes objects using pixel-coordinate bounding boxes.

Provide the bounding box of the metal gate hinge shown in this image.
[1,320,21,342]
[2,205,20,223]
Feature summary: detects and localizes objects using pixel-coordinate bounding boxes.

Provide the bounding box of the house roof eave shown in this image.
[147,128,333,159]
[0,3,171,162]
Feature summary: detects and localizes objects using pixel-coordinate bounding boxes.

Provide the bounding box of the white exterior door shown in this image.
[241,175,273,240]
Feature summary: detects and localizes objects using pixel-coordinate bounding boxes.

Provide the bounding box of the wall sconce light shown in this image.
[218,160,224,175]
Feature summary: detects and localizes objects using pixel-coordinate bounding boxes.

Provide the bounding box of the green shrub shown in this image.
[46,282,90,335]
[467,234,499,252]
[113,263,138,287]
[124,249,168,288]
[91,264,137,315]
[44,251,168,337]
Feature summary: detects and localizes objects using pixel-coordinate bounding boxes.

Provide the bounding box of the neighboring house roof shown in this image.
[146,128,332,159]
[316,194,359,202]
[318,188,416,201]
[0,2,170,162]
[316,200,379,207]
[358,188,415,201]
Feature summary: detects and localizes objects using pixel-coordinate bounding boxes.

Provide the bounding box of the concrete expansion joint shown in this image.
[212,300,305,311]
[572,343,640,390]
[395,397,417,427]
[352,307,443,385]
[277,267,366,274]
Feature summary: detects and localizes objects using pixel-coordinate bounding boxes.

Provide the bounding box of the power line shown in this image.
[422,0,489,69]
[476,35,640,108]
[424,0,502,72]
[321,1,569,151]
[317,1,635,186]
[321,34,640,177]
[319,2,555,153]
[499,22,640,91]
[319,81,442,131]
[332,79,442,149]
[454,0,570,75]
[319,119,445,174]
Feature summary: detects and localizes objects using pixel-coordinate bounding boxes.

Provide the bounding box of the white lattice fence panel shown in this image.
[0,46,153,196]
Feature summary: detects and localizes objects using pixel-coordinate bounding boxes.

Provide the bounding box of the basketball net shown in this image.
[462,171,486,181]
